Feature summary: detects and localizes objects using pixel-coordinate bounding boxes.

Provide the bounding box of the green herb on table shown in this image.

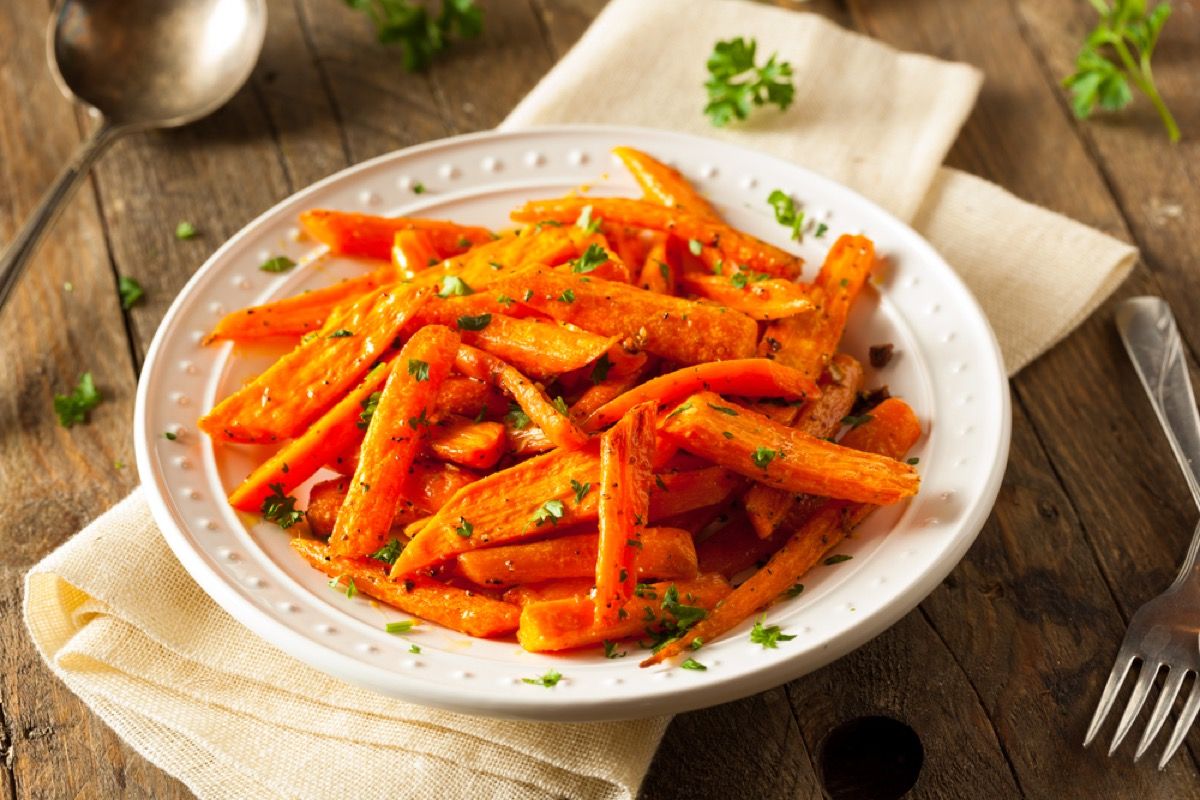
[767,190,805,241]
[174,221,198,240]
[54,372,101,428]
[118,276,145,309]
[522,669,563,688]
[342,0,483,73]
[749,615,796,649]
[259,255,296,273]
[261,483,304,529]
[704,37,794,127]
[1063,0,1180,142]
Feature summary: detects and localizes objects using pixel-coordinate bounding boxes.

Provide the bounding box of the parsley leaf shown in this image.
[261,483,304,529]
[505,402,531,431]
[496,294,515,307]
[576,205,602,234]
[749,615,796,649]
[118,276,145,309]
[533,499,566,526]
[455,516,473,538]
[571,243,609,273]
[707,403,738,416]
[571,479,591,504]
[680,657,707,671]
[408,358,430,381]
[259,255,296,273]
[767,189,805,241]
[552,395,570,416]
[327,329,354,339]
[343,0,483,73]
[409,643,422,653]
[907,457,920,465]
[590,353,613,384]
[751,446,777,470]
[174,221,198,240]
[456,313,492,331]
[439,275,474,297]
[370,538,405,565]
[358,391,382,429]
[522,669,562,688]
[559,288,576,303]
[824,554,853,565]
[385,620,417,634]
[785,581,804,598]
[603,640,626,659]
[704,37,795,127]
[53,372,101,427]
[329,575,357,598]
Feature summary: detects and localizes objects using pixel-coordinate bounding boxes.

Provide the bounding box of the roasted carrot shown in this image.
[501,267,758,364]
[205,265,396,343]
[743,354,864,538]
[569,348,650,419]
[434,376,494,418]
[428,417,507,470]
[330,325,460,557]
[679,272,815,321]
[291,538,519,637]
[606,226,659,279]
[512,197,800,278]
[502,579,595,607]
[643,398,921,665]
[613,146,720,220]
[227,362,393,512]
[695,513,789,579]
[199,286,429,443]
[583,359,819,432]
[517,574,731,652]
[649,467,743,519]
[300,210,492,261]
[594,401,656,625]
[453,344,589,450]
[661,391,919,505]
[636,238,674,295]
[457,527,697,587]
[391,229,442,276]
[306,463,479,537]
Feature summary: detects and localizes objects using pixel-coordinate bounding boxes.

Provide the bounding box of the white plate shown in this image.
[135,126,1010,721]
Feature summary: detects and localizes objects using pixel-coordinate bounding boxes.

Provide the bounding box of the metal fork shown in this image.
[1084,296,1200,768]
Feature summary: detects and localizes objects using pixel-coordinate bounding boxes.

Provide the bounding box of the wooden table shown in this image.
[2,0,1198,797]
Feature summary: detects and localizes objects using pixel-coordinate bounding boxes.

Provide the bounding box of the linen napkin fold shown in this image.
[23,2,1137,799]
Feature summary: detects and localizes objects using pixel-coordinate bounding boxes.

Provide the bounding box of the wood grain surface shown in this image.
[1,0,1198,797]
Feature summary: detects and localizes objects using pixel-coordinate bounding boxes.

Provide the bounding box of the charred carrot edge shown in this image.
[744,354,865,538]
[457,527,697,588]
[330,325,460,558]
[227,362,393,512]
[517,574,731,652]
[392,229,442,276]
[613,146,720,220]
[205,266,396,343]
[583,358,820,432]
[760,234,874,378]
[305,464,479,537]
[291,539,518,638]
[299,210,492,261]
[427,417,507,470]
[503,578,596,607]
[500,267,758,365]
[199,286,430,443]
[594,401,657,626]
[678,272,815,321]
[453,344,589,450]
[661,391,919,505]
[643,398,921,665]
[512,197,800,278]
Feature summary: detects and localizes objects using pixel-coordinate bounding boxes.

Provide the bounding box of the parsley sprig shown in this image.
[343,0,483,73]
[54,372,102,428]
[261,483,305,529]
[1063,0,1179,142]
[704,37,795,127]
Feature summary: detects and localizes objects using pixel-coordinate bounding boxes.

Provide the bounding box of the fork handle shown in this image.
[1117,297,1200,586]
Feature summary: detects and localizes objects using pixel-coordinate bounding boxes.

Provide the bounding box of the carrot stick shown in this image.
[695,512,789,579]
[453,344,589,450]
[299,210,492,261]
[305,464,479,537]
[512,197,800,278]
[643,398,921,665]
[434,376,494,418]
[200,286,430,443]
[583,359,819,432]
[391,229,442,276]
[569,348,650,419]
[457,527,697,587]
[290,538,519,637]
[607,227,659,281]
[760,234,874,378]
[428,417,507,470]
[743,354,864,538]
[661,391,919,505]
[679,272,815,320]
[503,579,596,607]
[205,265,396,343]
[649,467,743,519]
[518,574,731,652]
[500,267,758,364]
[613,146,720,220]
[594,401,656,625]
[227,362,393,511]
[330,325,460,557]
[636,238,675,295]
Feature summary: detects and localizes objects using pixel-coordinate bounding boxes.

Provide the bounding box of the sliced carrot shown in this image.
[453,344,589,450]
[391,229,442,276]
[695,513,788,579]
[594,401,656,625]
[760,234,874,377]
[304,465,480,538]
[512,197,800,278]
[518,574,731,652]
[205,266,396,343]
[661,391,919,505]
[506,423,556,457]
[656,495,737,537]
[291,538,518,637]
[743,354,864,538]
[613,146,720,220]
[435,376,494,418]
[457,527,697,587]
[502,579,595,607]
[649,467,743,519]
[299,210,492,261]
[227,362,393,512]
[643,398,921,665]
[200,287,429,443]
[428,417,507,470]
[679,272,815,321]
[607,227,659,281]
[636,237,675,295]
[501,267,758,364]
[583,359,819,432]
[569,348,650,419]
[330,325,460,557]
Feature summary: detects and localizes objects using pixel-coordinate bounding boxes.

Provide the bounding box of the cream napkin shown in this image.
[24,2,1137,799]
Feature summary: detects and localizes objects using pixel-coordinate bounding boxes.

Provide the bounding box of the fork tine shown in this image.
[1084,651,1136,746]
[1135,667,1188,761]
[1110,660,1161,754]
[1158,673,1200,770]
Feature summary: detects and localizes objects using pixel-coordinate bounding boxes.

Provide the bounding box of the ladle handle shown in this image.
[0,120,119,314]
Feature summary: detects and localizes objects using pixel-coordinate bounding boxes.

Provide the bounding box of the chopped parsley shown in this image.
[327,329,354,338]
[409,644,422,654]
[603,640,626,659]
[54,372,101,428]
[533,499,566,526]
[522,669,563,688]
[522,289,534,301]
[408,358,430,381]
[571,479,591,504]
[785,582,804,598]
[570,243,608,273]
[369,538,405,565]
[654,474,668,492]
[455,516,474,538]
[707,403,738,416]
[163,431,178,441]
[842,414,874,429]
[174,221,198,240]
[767,189,804,241]
[559,288,576,303]
[439,275,474,297]
[824,554,853,565]
[749,615,796,649]
[722,431,734,439]
[680,657,707,671]
[666,401,692,419]
[815,222,829,238]
[496,294,515,306]
[704,37,795,127]
[259,255,297,273]
[552,395,570,415]
[261,483,304,529]
[505,402,531,430]
[412,181,426,194]
[329,575,357,598]
[456,313,492,331]
[118,276,145,309]
[358,391,382,429]
[386,620,417,635]
[751,446,777,470]
[407,408,431,429]
[590,353,613,384]
[576,205,602,234]
[907,457,920,465]
[688,238,703,256]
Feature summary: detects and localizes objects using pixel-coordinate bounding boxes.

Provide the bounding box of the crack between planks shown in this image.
[778,685,825,798]
[916,605,1029,798]
[248,77,299,195]
[292,0,354,166]
[525,0,563,61]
